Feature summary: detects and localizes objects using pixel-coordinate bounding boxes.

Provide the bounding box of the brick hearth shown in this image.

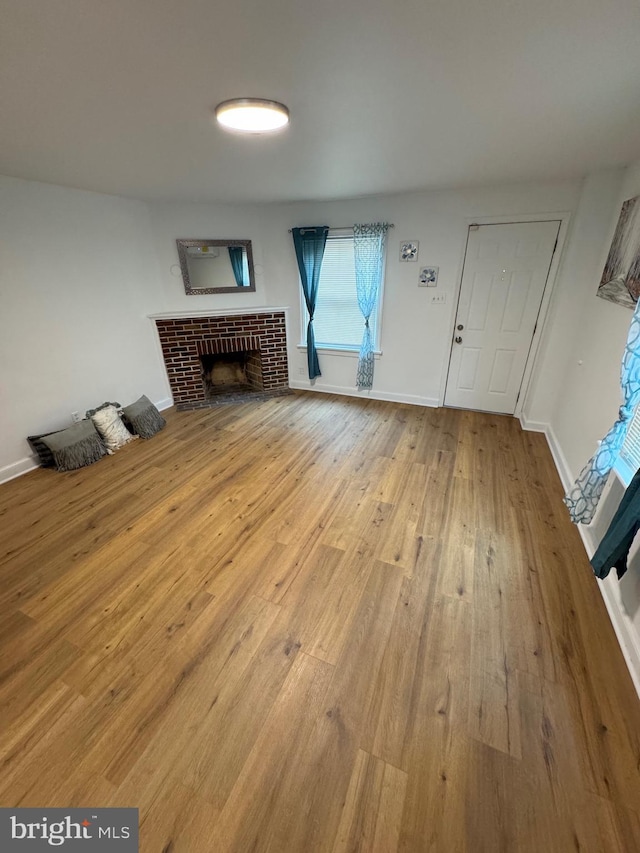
[155,311,289,407]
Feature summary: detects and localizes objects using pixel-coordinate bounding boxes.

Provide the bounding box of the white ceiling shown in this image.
[1,0,640,205]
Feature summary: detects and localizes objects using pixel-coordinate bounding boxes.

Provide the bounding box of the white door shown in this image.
[444,220,560,414]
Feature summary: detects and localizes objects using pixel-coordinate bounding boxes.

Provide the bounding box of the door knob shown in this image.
[455,336,463,344]
[457,324,464,330]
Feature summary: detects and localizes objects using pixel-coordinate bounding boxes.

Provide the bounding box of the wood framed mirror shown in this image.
[176,238,256,294]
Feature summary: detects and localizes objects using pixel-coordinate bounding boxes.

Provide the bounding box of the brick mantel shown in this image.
[154,310,290,407]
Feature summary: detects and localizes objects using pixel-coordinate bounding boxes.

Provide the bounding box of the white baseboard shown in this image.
[520,417,640,698]
[0,456,39,485]
[519,415,573,492]
[598,573,640,698]
[576,524,640,698]
[288,380,439,408]
[156,397,173,411]
[518,415,547,433]
[544,425,574,494]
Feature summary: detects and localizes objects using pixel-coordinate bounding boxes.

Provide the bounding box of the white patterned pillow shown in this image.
[91,405,136,452]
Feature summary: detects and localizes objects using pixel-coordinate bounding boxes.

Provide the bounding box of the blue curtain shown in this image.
[565,298,640,523]
[354,223,389,390]
[228,246,245,287]
[292,226,329,380]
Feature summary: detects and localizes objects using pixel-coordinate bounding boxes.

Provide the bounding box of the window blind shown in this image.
[310,235,378,350]
[618,404,640,485]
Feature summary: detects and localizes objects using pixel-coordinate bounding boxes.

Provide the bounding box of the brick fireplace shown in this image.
[154,310,289,409]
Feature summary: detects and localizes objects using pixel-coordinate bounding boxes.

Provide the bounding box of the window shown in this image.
[616,405,640,486]
[300,232,383,352]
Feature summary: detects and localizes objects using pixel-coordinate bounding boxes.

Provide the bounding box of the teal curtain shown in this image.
[292,226,329,380]
[564,298,640,523]
[228,246,245,287]
[354,223,389,390]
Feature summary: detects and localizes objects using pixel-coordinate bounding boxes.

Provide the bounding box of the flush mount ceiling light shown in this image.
[214,98,290,134]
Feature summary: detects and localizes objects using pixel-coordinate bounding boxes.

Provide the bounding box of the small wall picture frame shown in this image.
[419,266,439,287]
[399,241,419,262]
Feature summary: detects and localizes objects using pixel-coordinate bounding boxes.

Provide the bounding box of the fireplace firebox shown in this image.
[200,350,263,398]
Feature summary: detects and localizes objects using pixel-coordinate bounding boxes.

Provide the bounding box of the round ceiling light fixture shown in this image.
[214,98,290,134]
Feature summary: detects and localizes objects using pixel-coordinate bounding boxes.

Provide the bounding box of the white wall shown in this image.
[149,180,583,406]
[147,201,275,314]
[524,169,625,444]
[526,163,640,695]
[270,182,584,405]
[0,176,171,480]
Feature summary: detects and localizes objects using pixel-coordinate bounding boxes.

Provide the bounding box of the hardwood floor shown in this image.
[1,391,640,851]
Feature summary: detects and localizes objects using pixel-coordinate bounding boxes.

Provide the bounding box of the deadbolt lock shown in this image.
[457,324,464,330]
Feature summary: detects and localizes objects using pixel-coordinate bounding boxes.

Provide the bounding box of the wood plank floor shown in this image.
[1,391,640,851]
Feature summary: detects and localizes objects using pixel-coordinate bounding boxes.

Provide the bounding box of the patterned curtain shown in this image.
[354,223,389,390]
[564,298,640,523]
[292,226,329,380]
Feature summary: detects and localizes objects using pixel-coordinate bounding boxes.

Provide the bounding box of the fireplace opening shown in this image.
[200,350,263,398]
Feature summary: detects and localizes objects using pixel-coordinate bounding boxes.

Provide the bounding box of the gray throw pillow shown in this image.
[41,419,107,471]
[122,395,166,439]
[27,430,65,467]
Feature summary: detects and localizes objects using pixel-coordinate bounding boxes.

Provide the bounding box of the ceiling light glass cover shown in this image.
[215,99,290,133]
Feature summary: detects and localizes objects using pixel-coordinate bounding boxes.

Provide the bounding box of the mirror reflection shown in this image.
[176,239,256,294]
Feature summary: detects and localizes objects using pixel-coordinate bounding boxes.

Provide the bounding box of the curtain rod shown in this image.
[288,224,395,233]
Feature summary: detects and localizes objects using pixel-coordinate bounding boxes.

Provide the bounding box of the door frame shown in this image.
[438,211,572,418]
